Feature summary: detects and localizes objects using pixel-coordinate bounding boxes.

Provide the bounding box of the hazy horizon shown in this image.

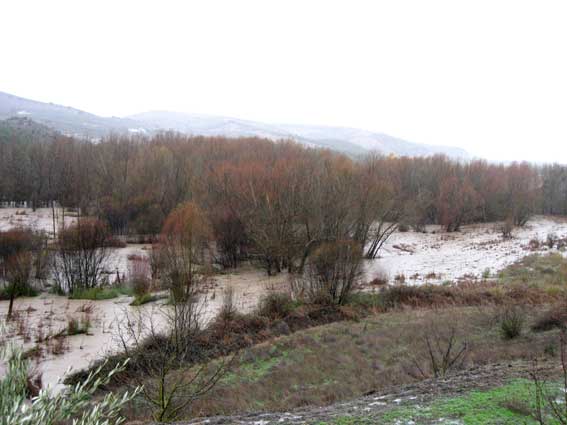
[2,0,566,163]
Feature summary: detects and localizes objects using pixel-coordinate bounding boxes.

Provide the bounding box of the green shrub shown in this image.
[500,306,525,340]
[69,286,134,300]
[256,292,294,319]
[0,285,38,300]
[0,344,140,425]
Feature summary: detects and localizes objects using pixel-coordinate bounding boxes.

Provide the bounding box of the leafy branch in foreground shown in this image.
[0,344,141,425]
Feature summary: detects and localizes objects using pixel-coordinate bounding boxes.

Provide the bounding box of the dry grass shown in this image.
[95,253,567,421]
[146,306,561,420]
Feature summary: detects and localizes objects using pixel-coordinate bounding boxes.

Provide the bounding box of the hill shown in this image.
[130,110,470,158]
[0,91,469,157]
[0,91,146,139]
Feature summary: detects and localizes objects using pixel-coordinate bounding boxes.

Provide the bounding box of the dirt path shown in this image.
[179,360,555,425]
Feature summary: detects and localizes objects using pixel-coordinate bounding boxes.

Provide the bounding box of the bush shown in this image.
[67,316,91,335]
[500,219,514,239]
[500,306,525,340]
[368,268,389,286]
[69,286,133,300]
[532,304,567,332]
[53,219,111,294]
[528,238,541,251]
[128,255,151,297]
[256,292,294,320]
[293,240,362,305]
[0,228,43,319]
[217,286,238,323]
[409,323,468,379]
[130,293,158,306]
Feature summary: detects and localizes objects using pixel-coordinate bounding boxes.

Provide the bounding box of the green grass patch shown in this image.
[379,379,555,425]
[0,285,38,300]
[69,286,134,300]
[222,346,291,385]
[316,418,375,425]
[499,253,567,287]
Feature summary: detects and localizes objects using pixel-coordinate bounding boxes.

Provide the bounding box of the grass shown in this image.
[317,379,567,425]
[379,379,564,425]
[69,286,134,300]
[0,284,38,300]
[97,253,567,421]
[499,253,567,287]
[129,293,160,306]
[67,316,91,335]
[176,306,561,419]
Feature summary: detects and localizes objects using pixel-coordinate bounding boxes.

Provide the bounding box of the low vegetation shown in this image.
[62,254,562,422]
[0,343,140,425]
[69,285,134,300]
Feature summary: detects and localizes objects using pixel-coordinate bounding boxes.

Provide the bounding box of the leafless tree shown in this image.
[410,323,468,379]
[52,218,110,294]
[116,299,232,422]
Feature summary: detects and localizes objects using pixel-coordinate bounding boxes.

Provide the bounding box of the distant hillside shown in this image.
[0,91,147,139]
[0,116,59,143]
[130,111,470,158]
[0,91,469,158]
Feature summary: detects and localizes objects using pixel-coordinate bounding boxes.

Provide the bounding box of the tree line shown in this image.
[0,131,561,272]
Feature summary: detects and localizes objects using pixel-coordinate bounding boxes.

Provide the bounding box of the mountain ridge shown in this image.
[0,91,469,158]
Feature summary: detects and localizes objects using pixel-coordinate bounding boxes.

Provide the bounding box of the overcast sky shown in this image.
[1,1,566,162]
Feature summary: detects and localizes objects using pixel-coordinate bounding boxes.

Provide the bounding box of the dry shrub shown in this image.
[128,255,151,297]
[394,273,406,284]
[368,268,389,286]
[408,321,468,379]
[0,228,36,262]
[425,271,439,280]
[217,286,238,324]
[532,304,567,332]
[376,280,561,312]
[546,232,558,249]
[0,228,39,318]
[293,240,362,305]
[256,292,294,320]
[500,218,514,239]
[53,218,111,293]
[529,238,541,251]
[378,284,458,310]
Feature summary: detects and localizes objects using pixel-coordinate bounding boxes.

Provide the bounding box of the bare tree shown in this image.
[409,323,468,379]
[116,299,232,422]
[52,218,110,294]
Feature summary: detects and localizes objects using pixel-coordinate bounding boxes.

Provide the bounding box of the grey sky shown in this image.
[1,0,566,162]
